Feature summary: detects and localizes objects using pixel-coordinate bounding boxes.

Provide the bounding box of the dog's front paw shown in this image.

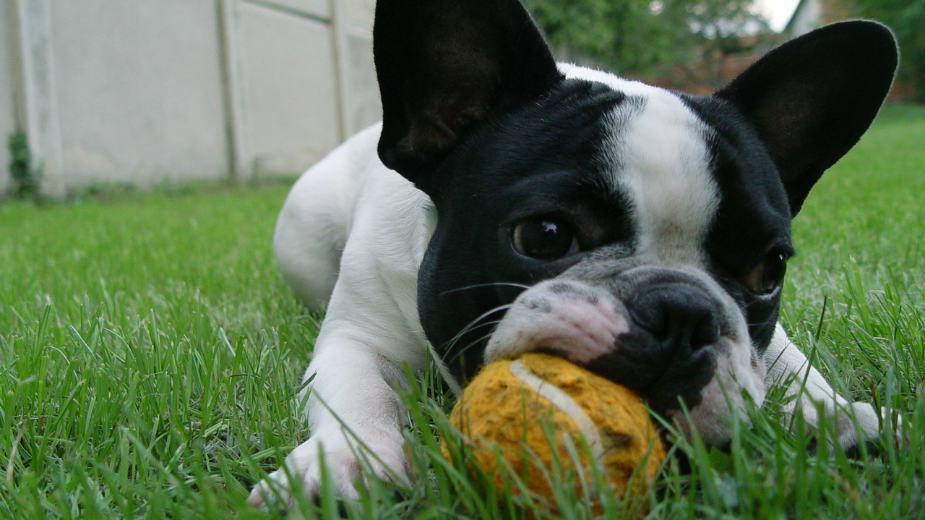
[836,402,902,456]
[247,428,409,509]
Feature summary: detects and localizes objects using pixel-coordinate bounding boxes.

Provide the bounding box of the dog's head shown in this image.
[373,0,896,443]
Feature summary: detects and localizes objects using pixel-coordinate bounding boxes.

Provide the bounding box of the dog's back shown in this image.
[273,124,384,310]
[273,123,434,317]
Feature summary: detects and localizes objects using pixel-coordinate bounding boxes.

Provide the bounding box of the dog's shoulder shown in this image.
[274,122,435,311]
[344,124,435,264]
[284,122,433,249]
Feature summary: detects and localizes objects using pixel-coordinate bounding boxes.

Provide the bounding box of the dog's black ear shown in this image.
[716,21,897,216]
[373,0,562,189]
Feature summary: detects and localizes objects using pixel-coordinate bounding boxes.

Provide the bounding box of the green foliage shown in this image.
[842,0,925,102]
[522,0,769,82]
[7,131,39,198]
[523,0,925,102]
[523,0,672,73]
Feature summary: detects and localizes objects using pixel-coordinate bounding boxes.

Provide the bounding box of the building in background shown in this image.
[0,0,380,199]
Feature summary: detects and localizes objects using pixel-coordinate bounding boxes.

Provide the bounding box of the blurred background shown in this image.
[1,0,921,200]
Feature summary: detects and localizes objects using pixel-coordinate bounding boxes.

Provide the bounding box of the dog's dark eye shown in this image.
[742,251,787,295]
[512,218,578,260]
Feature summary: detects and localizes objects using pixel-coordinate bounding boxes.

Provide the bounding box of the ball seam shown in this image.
[508,359,605,466]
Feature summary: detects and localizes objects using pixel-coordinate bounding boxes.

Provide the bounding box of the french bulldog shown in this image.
[248,0,898,507]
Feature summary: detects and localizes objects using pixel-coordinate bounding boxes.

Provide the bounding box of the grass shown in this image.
[0,104,922,519]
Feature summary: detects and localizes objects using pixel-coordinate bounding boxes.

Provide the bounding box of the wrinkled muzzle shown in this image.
[485,265,766,446]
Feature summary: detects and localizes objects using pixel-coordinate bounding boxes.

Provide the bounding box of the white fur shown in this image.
[672,339,766,445]
[485,280,629,364]
[560,65,757,445]
[611,95,718,267]
[563,63,719,267]
[764,324,888,450]
[250,124,435,507]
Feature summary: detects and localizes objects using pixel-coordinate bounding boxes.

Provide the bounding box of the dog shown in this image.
[248,0,898,507]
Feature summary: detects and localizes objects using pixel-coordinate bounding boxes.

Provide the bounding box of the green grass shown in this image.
[1,104,922,519]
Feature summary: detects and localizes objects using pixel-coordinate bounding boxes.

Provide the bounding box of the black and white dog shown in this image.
[249,0,897,506]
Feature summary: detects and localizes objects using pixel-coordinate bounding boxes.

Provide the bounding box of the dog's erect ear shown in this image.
[716,21,897,216]
[374,0,562,189]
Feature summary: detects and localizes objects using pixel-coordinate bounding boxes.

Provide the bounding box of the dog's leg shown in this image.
[249,166,432,508]
[764,323,888,452]
[247,333,412,507]
[247,290,426,507]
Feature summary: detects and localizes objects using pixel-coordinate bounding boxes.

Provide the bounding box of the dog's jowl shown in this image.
[249,0,898,506]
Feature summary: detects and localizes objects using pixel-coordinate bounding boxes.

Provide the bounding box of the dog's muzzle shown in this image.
[484,265,765,433]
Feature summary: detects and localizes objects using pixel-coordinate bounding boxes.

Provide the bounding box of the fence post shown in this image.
[15,0,63,198]
[217,0,247,182]
[329,0,349,143]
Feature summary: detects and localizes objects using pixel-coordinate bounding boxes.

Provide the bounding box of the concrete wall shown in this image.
[0,1,16,193]
[337,0,379,135]
[0,0,381,198]
[231,1,342,176]
[49,1,230,193]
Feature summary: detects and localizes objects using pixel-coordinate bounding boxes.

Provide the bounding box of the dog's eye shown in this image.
[512,219,578,260]
[742,251,787,295]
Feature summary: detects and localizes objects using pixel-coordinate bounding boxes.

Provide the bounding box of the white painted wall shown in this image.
[0,0,381,199]
[48,0,230,194]
[338,0,379,135]
[233,2,341,176]
[0,1,18,194]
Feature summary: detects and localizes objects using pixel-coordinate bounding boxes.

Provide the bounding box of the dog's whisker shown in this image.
[444,304,512,347]
[445,319,504,347]
[449,330,501,364]
[440,282,530,297]
[445,317,506,356]
[453,308,508,340]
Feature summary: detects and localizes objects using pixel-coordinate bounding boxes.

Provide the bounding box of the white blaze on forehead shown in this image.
[560,63,719,267]
[618,92,718,265]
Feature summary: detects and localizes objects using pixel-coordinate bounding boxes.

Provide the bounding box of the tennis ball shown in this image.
[446,353,664,511]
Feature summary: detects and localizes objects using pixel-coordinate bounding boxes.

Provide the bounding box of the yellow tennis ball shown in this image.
[446,353,664,511]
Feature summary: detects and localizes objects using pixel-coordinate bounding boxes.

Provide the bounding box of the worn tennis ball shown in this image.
[446,353,664,511]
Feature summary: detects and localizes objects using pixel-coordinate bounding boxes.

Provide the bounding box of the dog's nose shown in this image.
[628,285,720,352]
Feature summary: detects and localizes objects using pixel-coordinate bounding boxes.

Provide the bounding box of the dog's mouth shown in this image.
[485,278,733,367]
[483,274,766,432]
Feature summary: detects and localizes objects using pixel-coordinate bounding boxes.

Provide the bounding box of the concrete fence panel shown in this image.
[0,0,381,199]
[337,0,379,136]
[46,0,231,196]
[0,1,15,194]
[230,1,341,176]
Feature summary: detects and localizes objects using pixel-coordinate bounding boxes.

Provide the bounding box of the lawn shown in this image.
[0,105,922,519]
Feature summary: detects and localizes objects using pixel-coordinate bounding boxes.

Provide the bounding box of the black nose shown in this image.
[628,285,721,353]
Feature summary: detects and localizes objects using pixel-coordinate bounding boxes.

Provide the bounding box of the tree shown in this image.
[523,0,771,86]
[843,0,924,102]
[522,0,676,74]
